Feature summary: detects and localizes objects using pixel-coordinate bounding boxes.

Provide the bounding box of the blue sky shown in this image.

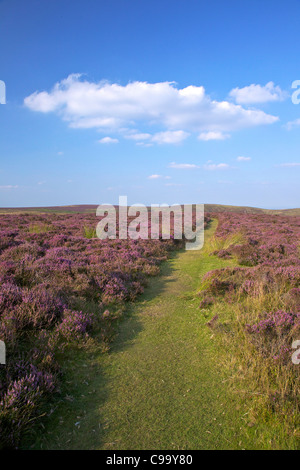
[1,0,300,208]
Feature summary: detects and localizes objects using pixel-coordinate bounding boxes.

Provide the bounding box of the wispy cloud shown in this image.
[237,156,251,161]
[284,118,300,131]
[0,185,18,190]
[278,162,300,167]
[169,162,200,169]
[229,82,286,104]
[136,142,153,147]
[128,130,188,146]
[203,163,230,171]
[98,136,119,144]
[148,174,171,179]
[148,174,162,179]
[125,132,152,141]
[169,161,231,171]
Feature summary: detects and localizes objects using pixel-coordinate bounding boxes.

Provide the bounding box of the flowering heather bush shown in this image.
[198,296,215,309]
[206,212,300,298]
[248,310,299,335]
[202,212,300,418]
[0,367,56,447]
[0,211,210,448]
[214,249,232,259]
[214,212,300,268]
[246,310,300,364]
[56,309,95,342]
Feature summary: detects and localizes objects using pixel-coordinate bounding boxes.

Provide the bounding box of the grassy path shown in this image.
[33,220,256,450]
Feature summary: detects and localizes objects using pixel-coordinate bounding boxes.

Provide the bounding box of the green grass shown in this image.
[204,231,246,253]
[83,226,97,238]
[206,280,300,449]
[25,220,287,450]
[28,223,52,233]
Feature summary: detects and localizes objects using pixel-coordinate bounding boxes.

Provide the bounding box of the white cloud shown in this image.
[169,162,200,169]
[148,174,171,179]
[98,136,119,144]
[136,142,153,147]
[151,130,189,145]
[169,161,231,171]
[237,156,251,161]
[125,132,152,141]
[284,118,300,131]
[198,131,230,141]
[203,163,230,171]
[148,174,162,179]
[24,75,278,143]
[278,162,300,167]
[128,130,188,145]
[0,185,18,190]
[229,82,286,104]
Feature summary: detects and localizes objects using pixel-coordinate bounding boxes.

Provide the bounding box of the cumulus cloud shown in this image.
[229,82,286,104]
[98,137,119,144]
[198,131,230,141]
[237,156,251,161]
[24,75,279,143]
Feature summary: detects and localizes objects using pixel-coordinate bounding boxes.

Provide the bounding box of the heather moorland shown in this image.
[0,208,299,449]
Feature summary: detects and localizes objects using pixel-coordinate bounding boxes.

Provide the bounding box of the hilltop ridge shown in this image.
[0,203,300,216]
